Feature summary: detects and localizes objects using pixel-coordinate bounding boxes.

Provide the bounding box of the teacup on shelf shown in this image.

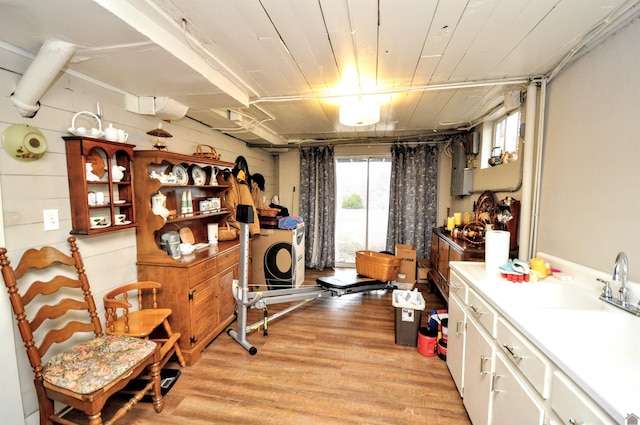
[90,216,108,227]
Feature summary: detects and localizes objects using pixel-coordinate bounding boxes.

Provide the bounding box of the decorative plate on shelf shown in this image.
[475,190,496,223]
[191,165,206,186]
[86,149,106,179]
[172,164,188,185]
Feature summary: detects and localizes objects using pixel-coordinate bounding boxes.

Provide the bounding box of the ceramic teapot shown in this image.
[117,128,128,143]
[104,123,118,141]
[111,165,126,182]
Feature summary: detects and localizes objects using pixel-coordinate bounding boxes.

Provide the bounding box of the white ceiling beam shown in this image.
[92,0,250,107]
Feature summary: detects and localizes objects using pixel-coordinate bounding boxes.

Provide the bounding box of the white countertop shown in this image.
[450,253,640,422]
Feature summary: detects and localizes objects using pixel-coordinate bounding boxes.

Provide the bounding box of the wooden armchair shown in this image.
[0,237,163,425]
[103,281,186,369]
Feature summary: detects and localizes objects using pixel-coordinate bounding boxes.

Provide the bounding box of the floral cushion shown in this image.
[43,335,157,395]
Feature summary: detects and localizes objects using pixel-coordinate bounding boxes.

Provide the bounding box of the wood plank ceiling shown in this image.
[1,0,639,150]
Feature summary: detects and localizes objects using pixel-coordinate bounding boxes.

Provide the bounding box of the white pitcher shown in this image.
[111,165,126,182]
[151,192,170,221]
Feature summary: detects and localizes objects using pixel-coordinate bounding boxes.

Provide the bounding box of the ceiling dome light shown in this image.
[339,99,380,126]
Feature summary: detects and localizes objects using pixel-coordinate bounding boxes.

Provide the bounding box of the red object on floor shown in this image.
[417,327,438,357]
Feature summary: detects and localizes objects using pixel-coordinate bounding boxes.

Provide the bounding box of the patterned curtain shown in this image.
[387,144,440,259]
[299,147,335,269]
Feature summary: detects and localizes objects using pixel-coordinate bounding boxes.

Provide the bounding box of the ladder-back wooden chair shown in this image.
[103,281,186,369]
[0,237,164,425]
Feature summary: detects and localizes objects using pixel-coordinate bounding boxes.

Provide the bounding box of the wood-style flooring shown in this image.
[69,269,471,424]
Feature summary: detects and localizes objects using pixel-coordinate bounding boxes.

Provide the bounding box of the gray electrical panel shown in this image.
[451,141,473,196]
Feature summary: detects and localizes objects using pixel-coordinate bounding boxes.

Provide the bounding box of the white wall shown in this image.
[0,44,274,424]
[537,19,640,280]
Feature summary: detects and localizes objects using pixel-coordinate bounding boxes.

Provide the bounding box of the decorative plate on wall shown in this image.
[2,124,48,161]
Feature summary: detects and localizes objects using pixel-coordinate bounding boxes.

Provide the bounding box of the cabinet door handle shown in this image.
[479,354,488,375]
[450,281,459,291]
[490,372,502,393]
[455,320,465,334]
[469,304,483,316]
[502,343,523,360]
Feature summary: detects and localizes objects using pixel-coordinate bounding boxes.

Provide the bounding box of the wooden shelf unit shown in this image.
[133,150,240,365]
[429,227,485,302]
[64,136,137,235]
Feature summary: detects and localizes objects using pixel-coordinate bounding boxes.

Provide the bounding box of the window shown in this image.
[493,110,521,156]
[334,157,391,266]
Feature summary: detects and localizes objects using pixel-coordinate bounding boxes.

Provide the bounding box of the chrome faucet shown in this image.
[612,251,629,308]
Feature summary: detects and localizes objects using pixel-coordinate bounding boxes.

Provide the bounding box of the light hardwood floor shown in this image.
[69,269,471,424]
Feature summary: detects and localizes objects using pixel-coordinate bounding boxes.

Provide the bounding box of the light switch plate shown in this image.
[43,209,59,231]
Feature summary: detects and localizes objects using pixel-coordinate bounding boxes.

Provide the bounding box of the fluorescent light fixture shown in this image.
[339,99,380,126]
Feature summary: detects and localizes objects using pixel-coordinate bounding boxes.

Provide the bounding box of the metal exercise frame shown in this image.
[228,205,393,355]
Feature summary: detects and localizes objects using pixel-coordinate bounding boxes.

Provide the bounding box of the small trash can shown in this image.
[392,289,426,347]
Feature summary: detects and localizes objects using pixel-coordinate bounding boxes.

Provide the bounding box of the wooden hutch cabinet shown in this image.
[133,150,239,365]
[64,136,137,235]
[429,228,484,302]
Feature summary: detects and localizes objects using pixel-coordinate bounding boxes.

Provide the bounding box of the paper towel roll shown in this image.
[207,223,218,244]
[485,230,510,274]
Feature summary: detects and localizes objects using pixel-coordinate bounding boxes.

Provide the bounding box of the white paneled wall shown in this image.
[0,45,274,424]
[538,19,640,278]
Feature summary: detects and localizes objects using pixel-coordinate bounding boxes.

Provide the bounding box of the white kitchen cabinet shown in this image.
[447,289,466,396]
[550,371,615,425]
[495,317,550,398]
[492,352,545,425]
[448,263,620,425]
[463,317,495,425]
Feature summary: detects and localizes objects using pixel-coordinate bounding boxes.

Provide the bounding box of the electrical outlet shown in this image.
[473,159,479,168]
[43,209,59,231]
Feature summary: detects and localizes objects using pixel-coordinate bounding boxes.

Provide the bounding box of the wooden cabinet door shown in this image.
[447,248,462,290]
[437,237,449,280]
[463,318,495,425]
[437,238,450,298]
[491,353,544,425]
[430,233,439,273]
[216,265,236,323]
[447,292,466,396]
[190,276,218,346]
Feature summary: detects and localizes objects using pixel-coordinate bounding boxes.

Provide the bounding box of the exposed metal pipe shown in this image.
[518,81,540,259]
[245,129,465,149]
[528,78,547,258]
[250,76,535,104]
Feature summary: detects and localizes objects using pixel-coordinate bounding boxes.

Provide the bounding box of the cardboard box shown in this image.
[251,225,305,289]
[395,244,417,284]
[417,258,431,282]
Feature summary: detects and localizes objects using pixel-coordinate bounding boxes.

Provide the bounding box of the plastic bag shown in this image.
[278,216,304,229]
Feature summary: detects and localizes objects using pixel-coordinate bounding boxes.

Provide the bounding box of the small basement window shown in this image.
[489,110,521,166]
